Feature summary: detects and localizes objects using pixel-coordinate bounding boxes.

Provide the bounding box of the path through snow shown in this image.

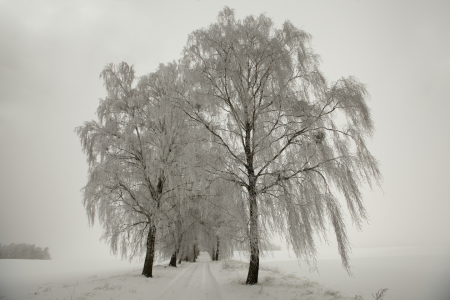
[156,252,225,300]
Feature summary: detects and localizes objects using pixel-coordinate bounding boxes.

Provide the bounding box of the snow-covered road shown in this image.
[156,252,225,300]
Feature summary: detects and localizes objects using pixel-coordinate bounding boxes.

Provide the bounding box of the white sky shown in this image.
[0,0,449,260]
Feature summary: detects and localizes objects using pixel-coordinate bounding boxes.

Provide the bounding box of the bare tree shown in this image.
[181,7,381,284]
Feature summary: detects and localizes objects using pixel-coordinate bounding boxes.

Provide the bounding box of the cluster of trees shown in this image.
[0,243,51,260]
[77,7,380,284]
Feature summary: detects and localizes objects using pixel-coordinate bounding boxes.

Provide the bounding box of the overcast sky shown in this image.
[0,0,449,260]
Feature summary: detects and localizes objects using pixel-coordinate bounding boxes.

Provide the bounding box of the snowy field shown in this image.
[0,246,449,300]
[251,246,450,300]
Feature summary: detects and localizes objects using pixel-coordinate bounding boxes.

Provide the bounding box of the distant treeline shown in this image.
[0,243,51,260]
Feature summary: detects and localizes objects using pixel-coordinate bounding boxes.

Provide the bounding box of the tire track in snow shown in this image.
[156,252,226,300]
[156,263,201,299]
[202,261,224,300]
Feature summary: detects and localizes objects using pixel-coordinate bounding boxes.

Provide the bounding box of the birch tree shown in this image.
[181,7,381,284]
[77,62,193,277]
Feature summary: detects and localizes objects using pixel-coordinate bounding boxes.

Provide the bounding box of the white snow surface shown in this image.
[0,251,340,300]
[1,247,449,300]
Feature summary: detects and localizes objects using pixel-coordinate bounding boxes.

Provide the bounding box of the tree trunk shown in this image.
[175,242,182,265]
[142,175,163,277]
[246,183,259,284]
[195,243,199,258]
[211,247,215,261]
[169,251,177,267]
[216,236,220,261]
[170,234,182,267]
[184,244,189,262]
[243,115,259,284]
[192,244,196,262]
[142,224,156,278]
[178,244,184,264]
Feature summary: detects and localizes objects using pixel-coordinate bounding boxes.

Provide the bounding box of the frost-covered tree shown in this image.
[181,7,381,284]
[196,180,243,261]
[185,130,252,262]
[77,62,194,278]
[159,193,204,267]
[161,172,240,265]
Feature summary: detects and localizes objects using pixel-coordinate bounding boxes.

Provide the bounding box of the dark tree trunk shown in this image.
[170,233,182,267]
[169,251,177,267]
[216,236,220,261]
[142,224,156,278]
[244,121,260,285]
[192,244,196,262]
[175,243,181,264]
[176,220,183,264]
[184,245,189,262]
[211,247,215,261]
[178,244,184,264]
[142,175,163,278]
[246,191,259,284]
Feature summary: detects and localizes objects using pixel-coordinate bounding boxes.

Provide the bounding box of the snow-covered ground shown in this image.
[0,252,347,300]
[1,246,449,300]
[0,258,143,299]
[246,246,450,300]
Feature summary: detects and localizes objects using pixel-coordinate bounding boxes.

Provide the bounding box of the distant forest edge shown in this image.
[0,243,51,260]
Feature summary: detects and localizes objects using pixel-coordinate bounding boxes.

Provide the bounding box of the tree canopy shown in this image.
[77,6,381,285]
[180,7,380,283]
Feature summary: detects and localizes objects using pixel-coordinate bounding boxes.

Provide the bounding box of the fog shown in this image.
[0,0,449,262]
